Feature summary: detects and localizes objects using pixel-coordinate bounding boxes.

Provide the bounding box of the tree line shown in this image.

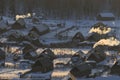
[0,0,120,19]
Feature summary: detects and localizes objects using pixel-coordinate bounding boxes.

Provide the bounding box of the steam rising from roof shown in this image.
[93,37,120,48]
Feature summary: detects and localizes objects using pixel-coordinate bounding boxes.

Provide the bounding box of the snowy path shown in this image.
[52,68,71,80]
[0,69,30,79]
[0,68,16,74]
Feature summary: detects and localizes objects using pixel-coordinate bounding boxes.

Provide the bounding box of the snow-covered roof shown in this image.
[7,20,15,25]
[54,58,71,65]
[89,26,111,35]
[16,18,26,26]
[99,13,115,18]
[93,37,120,48]
[89,22,111,35]
[32,24,49,32]
[16,13,31,20]
[8,30,26,37]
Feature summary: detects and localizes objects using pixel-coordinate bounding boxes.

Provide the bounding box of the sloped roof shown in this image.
[38,48,55,60]
[32,57,53,71]
[12,18,26,29]
[74,50,85,58]
[16,18,25,26]
[87,48,101,58]
[72,32,85,41]
[99,13,115,18]
[37,57,53,66]
[32,24,49,33]
[22,41,37,53]
[75,63,92,72]
[89,22,111,35]
[8,30,25,38]
[93,37,120,48]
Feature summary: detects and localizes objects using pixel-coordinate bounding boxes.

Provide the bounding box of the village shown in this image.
[0,11,120,80]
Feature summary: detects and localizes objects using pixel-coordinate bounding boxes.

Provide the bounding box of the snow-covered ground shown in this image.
[36,48,80,55]
[52,68,70,80]
[0,48,120,79]
[1,17,120,79]
[0,68,30,79]
[39,20,120,45]
[76,75,120,80]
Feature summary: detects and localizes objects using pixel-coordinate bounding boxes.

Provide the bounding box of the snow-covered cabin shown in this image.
[22,42,36,54]
[71,50,85,64]
[69,63,92,80]
[30,39,43,47]
[30,24,50,35]
[72,32,85,42]
[38,48,55,61]
[97,13,115,21]
[8,31,26,42]
[23,50,37,61]
[87,48,106,63]
[11,18,26,29]
[93,37,120,51]
[58,30,84,41]
[31,57,53,73]
[28,30,39,40]
[32,17,39,23]
[87,22,111,41]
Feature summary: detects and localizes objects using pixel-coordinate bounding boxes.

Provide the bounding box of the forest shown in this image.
[0,0,120,19]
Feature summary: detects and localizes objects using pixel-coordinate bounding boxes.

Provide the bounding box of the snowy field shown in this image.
[0,68,30,79]
[39,20,120,45]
